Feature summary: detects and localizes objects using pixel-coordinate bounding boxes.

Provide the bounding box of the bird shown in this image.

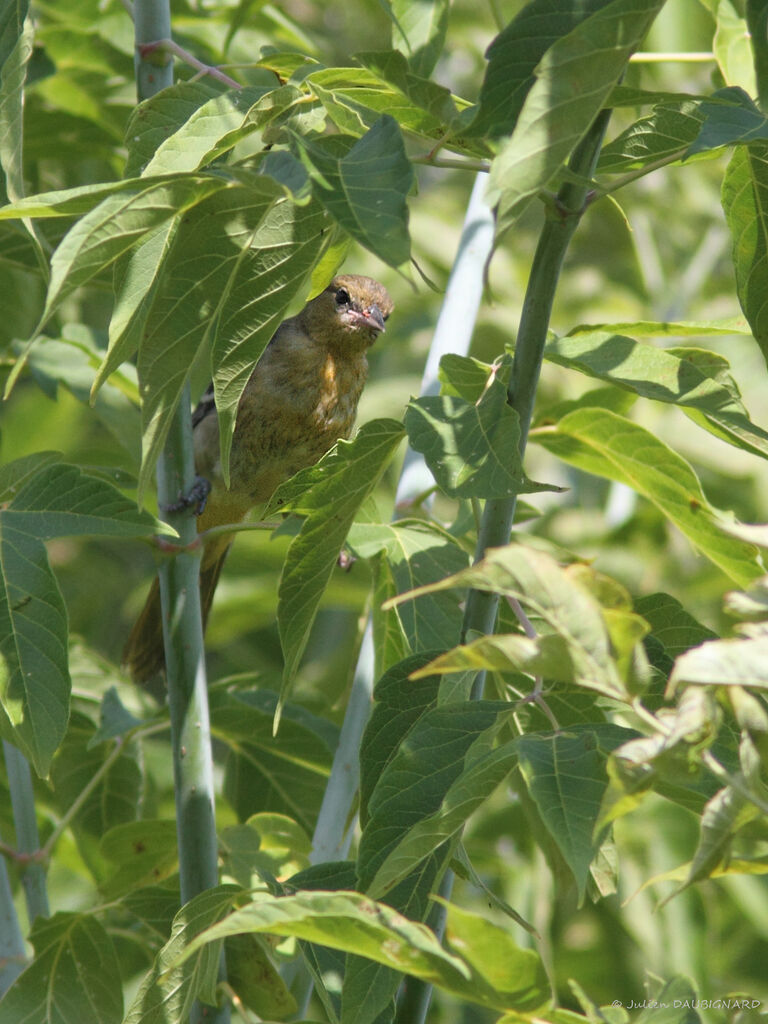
[123,274,393,684]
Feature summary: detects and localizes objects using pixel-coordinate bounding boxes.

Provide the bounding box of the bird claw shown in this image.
[163,476,212,517]
[337,549,356,571]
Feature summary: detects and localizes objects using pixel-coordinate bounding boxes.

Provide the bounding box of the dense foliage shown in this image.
[1,0,768,1023]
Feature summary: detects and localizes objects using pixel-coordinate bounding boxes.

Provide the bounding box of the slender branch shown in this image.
[412,154,491,173]
[40,739,126,860]
[596,150,689,197]
[138,39,242,90]
[152,518,278,555]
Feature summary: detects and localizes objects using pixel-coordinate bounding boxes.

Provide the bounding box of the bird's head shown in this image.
[304,274,394,351]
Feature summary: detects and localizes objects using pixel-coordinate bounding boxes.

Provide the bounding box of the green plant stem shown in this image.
[461,107,614,687]
[2,740,49,924]
[135,3,227,1021]
[40,739,125,860]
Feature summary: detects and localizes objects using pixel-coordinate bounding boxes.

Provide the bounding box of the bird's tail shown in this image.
[122,538,232,687]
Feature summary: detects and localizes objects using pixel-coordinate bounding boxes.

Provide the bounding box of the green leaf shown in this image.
[124,80,222,177]
[274,419,405,691]
[94,219,180,399]
[366,731,520,899]
[41,174,227,329]
[531,407,762,586]
[26,333,141,465]
[0,465,163,775]
[358,700,511,894]
[356,50,472,137]
[226,932,298,1019]
[518,726,634,902]
[0,451,61,502]
[296,115,413,267]
[0,177,150,221]
[634,592,718,662]
[172,889,548,1013]
[669,634,768,691]
[747,0,768,113]
[125,886,244,1024]
[359,651,442,827]
[0,912,123,1024]
[389,0,449,78]
[487,0,665,238]
[683,784,760,888]
[687,88,768,158]
[100,820,179,899]
[598,97,703,173]
[722,141,768,368]
[715,0,756,96]
[4,462,166,540]
[404,371,561,499]
[469,0,609,141]
[0,15,33,206]
[307,65,437,139]
[211,689,336,835]
[347,518,469,653]
[50,711,142,840]
[442,902,548,1012]
[135,184,326,498]
[387,543,630,700]
[544,330,768,460]
[209,193,327,486]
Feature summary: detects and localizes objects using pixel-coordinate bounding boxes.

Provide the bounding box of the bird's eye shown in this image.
[335,288,350,306]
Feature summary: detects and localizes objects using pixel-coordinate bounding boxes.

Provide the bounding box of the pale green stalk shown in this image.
[135,3,227,1021]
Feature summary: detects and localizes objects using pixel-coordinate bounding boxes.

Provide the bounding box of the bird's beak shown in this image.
[360,304,386,334]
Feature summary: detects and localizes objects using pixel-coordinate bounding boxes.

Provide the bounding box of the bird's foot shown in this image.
[163,476,212,517]
[337,549,356,571]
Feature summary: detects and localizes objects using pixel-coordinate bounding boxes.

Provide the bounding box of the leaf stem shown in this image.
[596,150,689,197]
[39,739,126,860]
[412,154,491,173]
[137,38,242,90]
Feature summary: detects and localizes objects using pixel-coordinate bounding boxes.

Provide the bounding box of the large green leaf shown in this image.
[669,634,768,691]
[296,116,413,267]
[388,543,630,700]
[486,0,665,238]
[358,700,511,895]
[212,688,336,835]
[172,889,550,1014]
[404,372,561,498]
[722,141,768,367]
[347,518,469,654]
[41,175,227,329]
[389,0,448,78]
[531,407,762,586]
[0,464,166,775]
[469,0,609,141]
[518,725,634,903]
[358,651,442,828]
[273,419,406,693]
[0,15,32,206]
[125,886,245,1023]
[544,330,768,460]
[0,912,123,1024]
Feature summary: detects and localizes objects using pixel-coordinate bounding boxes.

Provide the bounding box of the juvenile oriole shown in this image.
[123,274,393,683]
